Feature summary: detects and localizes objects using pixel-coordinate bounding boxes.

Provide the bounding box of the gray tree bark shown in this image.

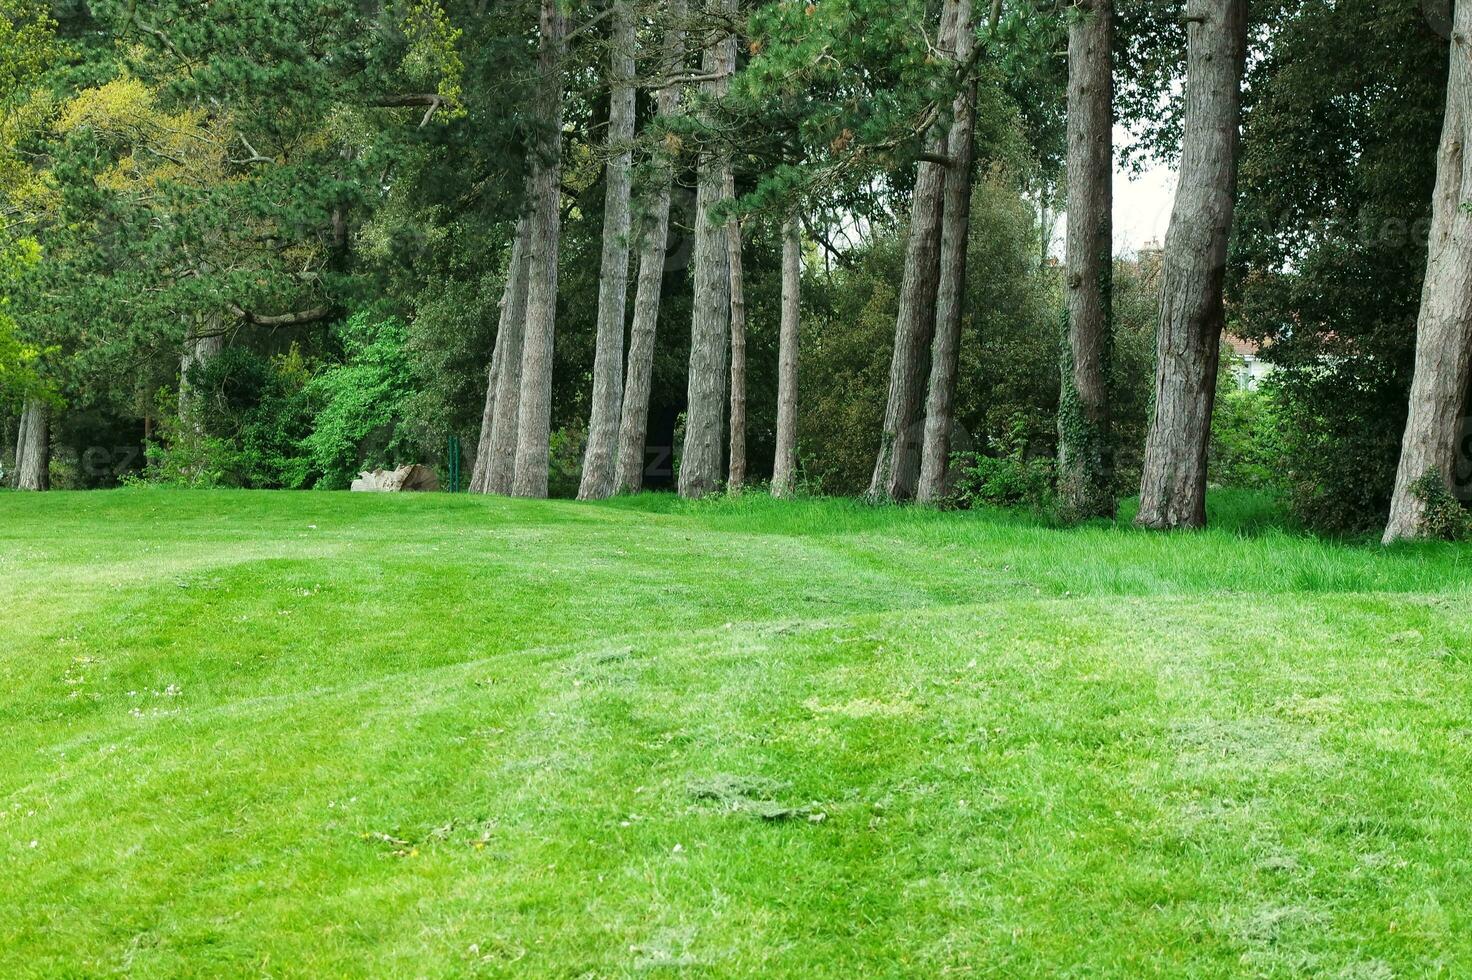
[470,216,530,494]
[614,0,688,495]
[1056,0,1116,521]
[178,319,224,422]
[1384,3,1472,543]
[579,0,638,501]
[511,0,568,499]
[17,399,48,492]
[678,0,736,500]
[771,213,802,498]
[917,0,979,506]
[725,172,748,492]
[13,405,30,486]
[484,217,535,495]
[868,0,961,503]
[1135,0,1247,530]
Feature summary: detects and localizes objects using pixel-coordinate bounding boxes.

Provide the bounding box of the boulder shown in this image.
[350,464,440,493]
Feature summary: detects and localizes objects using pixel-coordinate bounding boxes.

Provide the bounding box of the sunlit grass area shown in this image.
[3,489,1471,976]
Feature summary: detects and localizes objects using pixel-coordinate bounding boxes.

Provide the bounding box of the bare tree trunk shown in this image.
[1057,0,1116,521]
[917,0,979,506]
[579,0,638,501]
[869,0,960,503]
[17,399,48,492]
[511,0,567,499]
[485,218,535,495]
[1384,4,1472,543]
[470,342,502,491]
[678,0,736,500]
[13,405,30,486]
[470,216,530,494]
[725,172,748,492]
[1135,0,1247,530]
[614,0,688,495]
[771,213,802,498]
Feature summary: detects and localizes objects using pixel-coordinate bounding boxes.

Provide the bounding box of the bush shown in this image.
[146,347,314,489]
[949,417,1054,511]
[1209,383,1285,491]
[303,312,415,489]
[1411,472,1471,541]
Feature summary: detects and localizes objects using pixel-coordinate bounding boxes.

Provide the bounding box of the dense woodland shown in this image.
[1,0,1470,543]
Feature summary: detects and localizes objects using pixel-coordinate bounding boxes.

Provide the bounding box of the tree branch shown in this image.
[228,304,335,328]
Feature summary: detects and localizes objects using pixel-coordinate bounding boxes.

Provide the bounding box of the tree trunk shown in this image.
[178,319,224,422]
[725,172,748,492]
[578,0,638,501]
[678,0,736,500]
[511,0,567,499]
[1056,0,1116,521]
[470,216,531,494]
[771,213,802,498]
[484,216,535,495]
[17,399,48,492]
[868,0,960,503]
[1384,5,1472,543]
[13,405,30,485]
[614,0,688,495]
[1135,0,1247,530]
[917,0,979,506]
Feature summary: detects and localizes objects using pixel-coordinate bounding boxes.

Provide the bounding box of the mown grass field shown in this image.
[3,489,1472,977]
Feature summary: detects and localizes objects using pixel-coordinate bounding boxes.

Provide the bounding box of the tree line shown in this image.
[2,0,1469,544]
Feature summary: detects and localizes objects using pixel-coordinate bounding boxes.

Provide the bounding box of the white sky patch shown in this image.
[1055,127,1180,259]
[1114,163,1176,255]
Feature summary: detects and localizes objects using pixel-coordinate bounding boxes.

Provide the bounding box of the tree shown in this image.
[1056,0,1114,520]
[917,0,981,505]
[579,0,638,500]
[1383,0,1472,543]
[770,212,801,497]
[15,397,47,490]
[868,0,962,504]
[469,217,530,494]
[615,0,689,495]
[1136,0,1248,530]
[678,0,737,500]
[512,0,569,499]
[725,172,749,491]
[1230,0,1447,534]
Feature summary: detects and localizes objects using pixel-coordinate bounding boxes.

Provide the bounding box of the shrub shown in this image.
[949,417,1054,511]
[1209,384,1286,491]
[1411,471,1471,541]
[303,312,415,489]
[147,347,314,489]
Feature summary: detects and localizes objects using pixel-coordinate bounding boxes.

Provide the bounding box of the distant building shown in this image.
[1227,335,1273,390]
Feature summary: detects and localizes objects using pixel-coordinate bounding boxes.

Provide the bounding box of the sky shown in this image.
[1113,162,1176,254]
[1053,127,1179,259]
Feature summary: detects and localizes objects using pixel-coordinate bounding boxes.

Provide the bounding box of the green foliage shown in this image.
[141,395,232,489]
[400,1,465,115]
[0,236,47,402]
[303,312,415,490]
[948,416,1055,512]
[1231,0,1448,533]
[547,424,587,500]
[803,175,1068,496]
[1410,471,1472,542]
[0,0,56,199]
[1107,253,1161,490]
[143,348,314,489]
[1209,382,1286,493]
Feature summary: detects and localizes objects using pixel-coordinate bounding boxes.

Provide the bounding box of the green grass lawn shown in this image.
[4,489,1472,977]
